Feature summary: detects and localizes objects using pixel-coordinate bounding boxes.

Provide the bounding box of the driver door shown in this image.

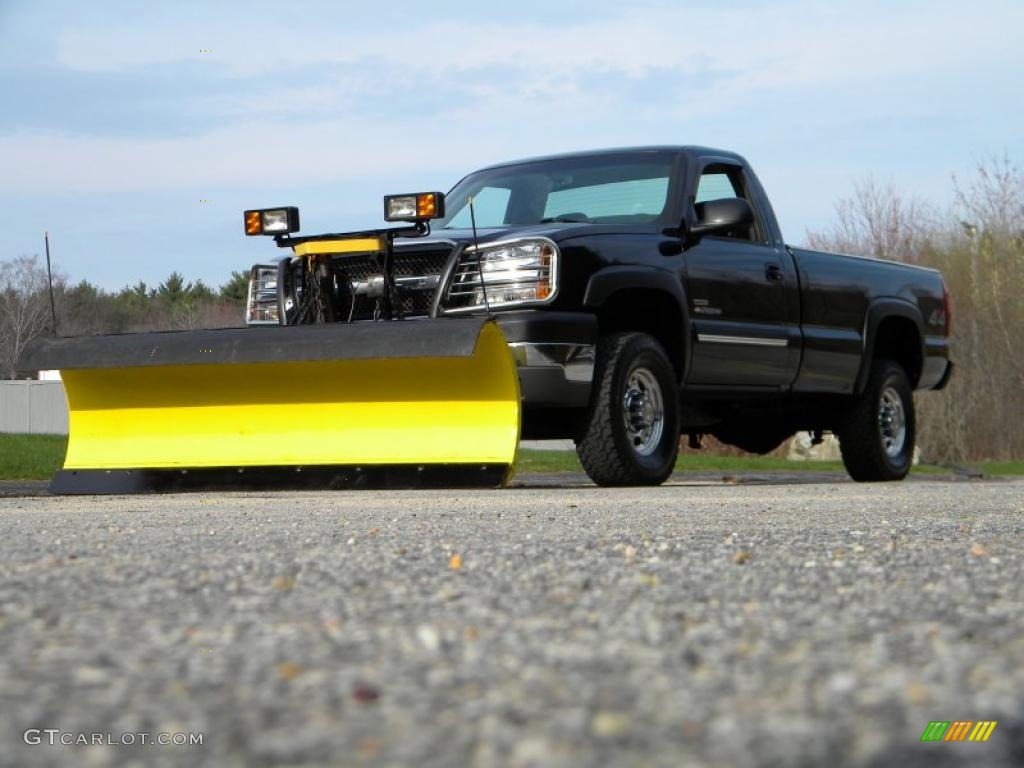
[682,161,800,388]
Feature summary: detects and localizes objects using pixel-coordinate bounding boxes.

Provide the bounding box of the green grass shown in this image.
[975,461,1024,476]
[514,448,1021,477]
[0,434,69,480]
[0,434,1020,481]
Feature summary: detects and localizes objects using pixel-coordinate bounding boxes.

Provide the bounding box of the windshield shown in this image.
[438,152,675,229]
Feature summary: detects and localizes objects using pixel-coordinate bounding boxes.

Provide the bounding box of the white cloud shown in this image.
[53,2,1022,86]
[0,106,600,194]
[2,0,1018,195]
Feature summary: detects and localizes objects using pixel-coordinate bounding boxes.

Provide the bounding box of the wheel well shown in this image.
[594,289,685,379]
[873,315,922,386]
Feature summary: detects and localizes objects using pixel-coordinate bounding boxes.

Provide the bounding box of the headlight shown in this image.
[443,239,558,312]
[383,192,445,222]
[243,206,300,236]
[261,209,293,233]
[246,264,280,325]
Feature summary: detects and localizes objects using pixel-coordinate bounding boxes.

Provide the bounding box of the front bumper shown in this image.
[494,311,597,408]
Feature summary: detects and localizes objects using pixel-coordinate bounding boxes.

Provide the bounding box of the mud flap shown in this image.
[19,318,520,494]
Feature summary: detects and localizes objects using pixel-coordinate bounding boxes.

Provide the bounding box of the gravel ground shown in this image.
[1,475,1022,768]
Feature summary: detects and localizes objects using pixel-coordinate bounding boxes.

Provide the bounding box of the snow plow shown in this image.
[20,193,524,493]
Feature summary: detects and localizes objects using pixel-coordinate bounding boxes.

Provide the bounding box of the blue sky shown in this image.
[0,0,1021,289]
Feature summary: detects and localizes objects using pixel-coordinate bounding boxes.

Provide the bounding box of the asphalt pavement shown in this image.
[1,474,1022,767]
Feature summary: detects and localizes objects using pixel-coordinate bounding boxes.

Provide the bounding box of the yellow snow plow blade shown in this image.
[19,318,520,493]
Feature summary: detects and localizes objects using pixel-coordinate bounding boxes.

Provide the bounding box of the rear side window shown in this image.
[695,173,739,203]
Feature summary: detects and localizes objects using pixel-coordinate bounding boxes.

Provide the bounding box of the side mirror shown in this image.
[686,197,754,244]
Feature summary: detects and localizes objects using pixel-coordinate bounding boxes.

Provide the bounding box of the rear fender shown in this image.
[856,298,925,392]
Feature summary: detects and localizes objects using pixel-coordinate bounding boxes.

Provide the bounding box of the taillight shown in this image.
[942,281,952,336]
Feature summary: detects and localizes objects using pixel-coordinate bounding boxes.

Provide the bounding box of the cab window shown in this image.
[695,173,738,203]
[693,163,767,243]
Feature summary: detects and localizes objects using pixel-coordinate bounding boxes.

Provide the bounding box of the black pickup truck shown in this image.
[247,146,953,485]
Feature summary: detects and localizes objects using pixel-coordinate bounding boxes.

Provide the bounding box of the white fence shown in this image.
[0,381,69,434]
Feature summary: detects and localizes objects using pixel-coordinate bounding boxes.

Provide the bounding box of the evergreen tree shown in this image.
[157,272,187,304]
[220,270,250,304]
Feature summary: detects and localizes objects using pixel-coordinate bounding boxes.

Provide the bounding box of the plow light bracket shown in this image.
[244,206,301,236]
[384,192,445,222]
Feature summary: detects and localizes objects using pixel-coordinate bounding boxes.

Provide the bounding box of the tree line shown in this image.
[2,159,1021,461]
[0,265,249,378]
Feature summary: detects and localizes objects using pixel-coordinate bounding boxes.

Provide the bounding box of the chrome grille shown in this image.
[330,245,452,319]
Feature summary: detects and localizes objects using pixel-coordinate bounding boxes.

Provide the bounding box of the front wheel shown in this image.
[576,333,680,486]
[837,360,916,482]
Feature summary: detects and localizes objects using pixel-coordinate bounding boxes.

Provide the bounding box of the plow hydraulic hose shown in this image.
[18,318,520,494]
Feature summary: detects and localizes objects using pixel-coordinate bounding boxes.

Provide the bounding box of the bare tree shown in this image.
[807,159,1024,463]
[0,256,55,378]
[925,156,1024,462]
[954,155,1024,235]
[805,178,935,263]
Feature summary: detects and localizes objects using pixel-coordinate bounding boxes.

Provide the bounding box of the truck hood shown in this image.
[396,223,638,249]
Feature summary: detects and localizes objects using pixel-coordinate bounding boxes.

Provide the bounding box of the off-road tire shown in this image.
[837,359,915,482]
[576,332,680,486]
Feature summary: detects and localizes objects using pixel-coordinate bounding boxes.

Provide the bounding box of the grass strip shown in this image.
[0,435,1020,480]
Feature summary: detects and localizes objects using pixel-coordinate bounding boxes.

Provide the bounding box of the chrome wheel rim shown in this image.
[878,386,907,459]
[622,367,664,457]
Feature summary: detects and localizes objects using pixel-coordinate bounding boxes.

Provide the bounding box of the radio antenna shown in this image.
[44,232,59,336]
[468,196,490,314]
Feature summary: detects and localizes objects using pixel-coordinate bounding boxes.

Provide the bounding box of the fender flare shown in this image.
[582,266,691,382]
[855,297,925,393]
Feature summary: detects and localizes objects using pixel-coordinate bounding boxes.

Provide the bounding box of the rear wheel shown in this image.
[837,360,915,481]
[576,333,680,486]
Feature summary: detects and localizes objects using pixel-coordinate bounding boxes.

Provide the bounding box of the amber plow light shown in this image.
[384,192,446,222]
[243,207,300,236]
[244,210,262,235]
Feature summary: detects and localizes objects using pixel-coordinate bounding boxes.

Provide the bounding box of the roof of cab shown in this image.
[476,145,747,171]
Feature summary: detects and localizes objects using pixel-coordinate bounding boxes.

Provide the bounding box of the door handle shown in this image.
[765,264,784,282]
